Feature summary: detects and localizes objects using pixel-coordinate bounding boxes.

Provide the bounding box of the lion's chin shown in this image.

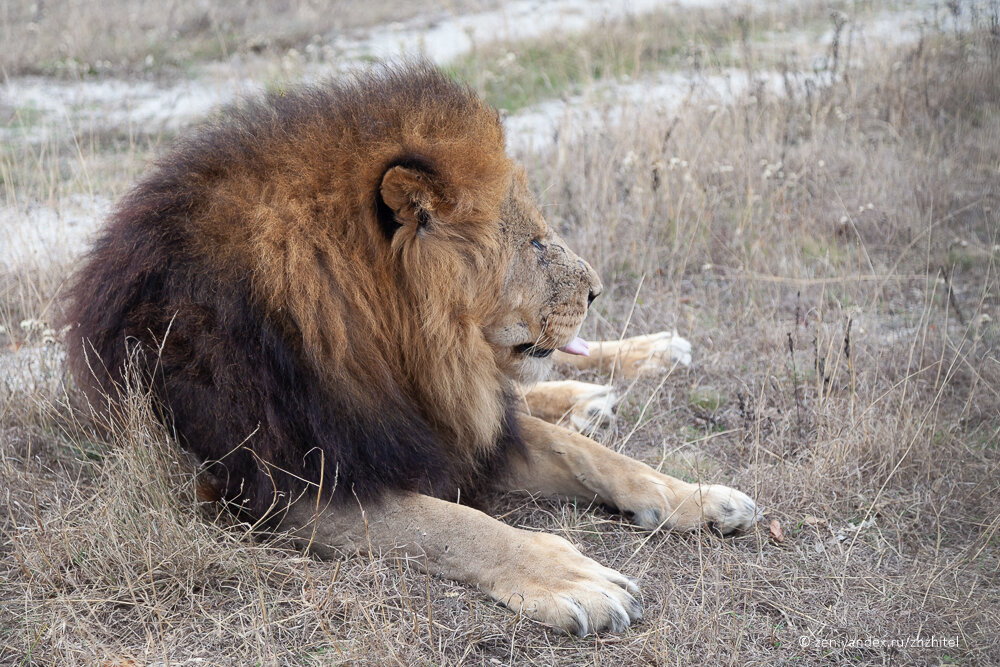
[509,354,554,386]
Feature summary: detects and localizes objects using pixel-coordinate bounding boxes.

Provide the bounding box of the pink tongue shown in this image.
[558,336,590,357]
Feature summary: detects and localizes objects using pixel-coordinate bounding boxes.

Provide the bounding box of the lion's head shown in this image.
[380,160,602,388]
[490,169,604,381]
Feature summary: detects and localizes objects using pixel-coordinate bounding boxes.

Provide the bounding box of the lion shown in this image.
[64,64,760,636]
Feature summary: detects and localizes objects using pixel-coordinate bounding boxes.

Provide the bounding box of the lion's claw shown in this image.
[489,532,641,636]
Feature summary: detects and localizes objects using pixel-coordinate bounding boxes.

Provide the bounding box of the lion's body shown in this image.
[65,64,759,636]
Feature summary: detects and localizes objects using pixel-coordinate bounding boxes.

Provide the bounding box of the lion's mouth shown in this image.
[513,343,555,358]
[513,336,589,358]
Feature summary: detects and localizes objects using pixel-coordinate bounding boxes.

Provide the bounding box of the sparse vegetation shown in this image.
[2,1,999,664]
[449,1,842,112]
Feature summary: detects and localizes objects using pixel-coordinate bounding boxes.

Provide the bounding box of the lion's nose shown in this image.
[577,259,602,307]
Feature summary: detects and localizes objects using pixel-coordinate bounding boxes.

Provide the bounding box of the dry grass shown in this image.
[2,4,1000,665]
[0,0,495,77]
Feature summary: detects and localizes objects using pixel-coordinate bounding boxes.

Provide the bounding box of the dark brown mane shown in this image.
[63,64,523,518]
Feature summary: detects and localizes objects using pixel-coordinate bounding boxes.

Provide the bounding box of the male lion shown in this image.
[65,64,759,636]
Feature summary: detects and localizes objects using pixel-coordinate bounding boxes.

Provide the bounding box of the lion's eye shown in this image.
[530,239,545,252]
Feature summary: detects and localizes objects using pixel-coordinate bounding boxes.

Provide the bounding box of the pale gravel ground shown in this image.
[1,0,963,146]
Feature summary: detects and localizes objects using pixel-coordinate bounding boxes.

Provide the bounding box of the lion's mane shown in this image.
[64,65,525,517]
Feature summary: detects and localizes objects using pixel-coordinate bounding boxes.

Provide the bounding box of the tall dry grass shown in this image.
[2,7,999,666]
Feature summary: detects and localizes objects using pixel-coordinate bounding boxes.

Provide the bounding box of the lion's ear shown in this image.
[379,165,439,233]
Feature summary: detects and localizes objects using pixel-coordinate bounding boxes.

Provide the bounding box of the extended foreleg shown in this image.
[507,414,761,533]
[278,491,641,635]
[553,331,693,377]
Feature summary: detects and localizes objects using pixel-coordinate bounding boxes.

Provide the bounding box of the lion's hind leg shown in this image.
[518,380,618,433]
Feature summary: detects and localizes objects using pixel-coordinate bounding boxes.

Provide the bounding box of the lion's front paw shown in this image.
[614,331,692,376]
[488,532,641,636]
[521,380,618,433]
[688,484,762,534]
[565,382,617,432]
[616,473,762,534]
